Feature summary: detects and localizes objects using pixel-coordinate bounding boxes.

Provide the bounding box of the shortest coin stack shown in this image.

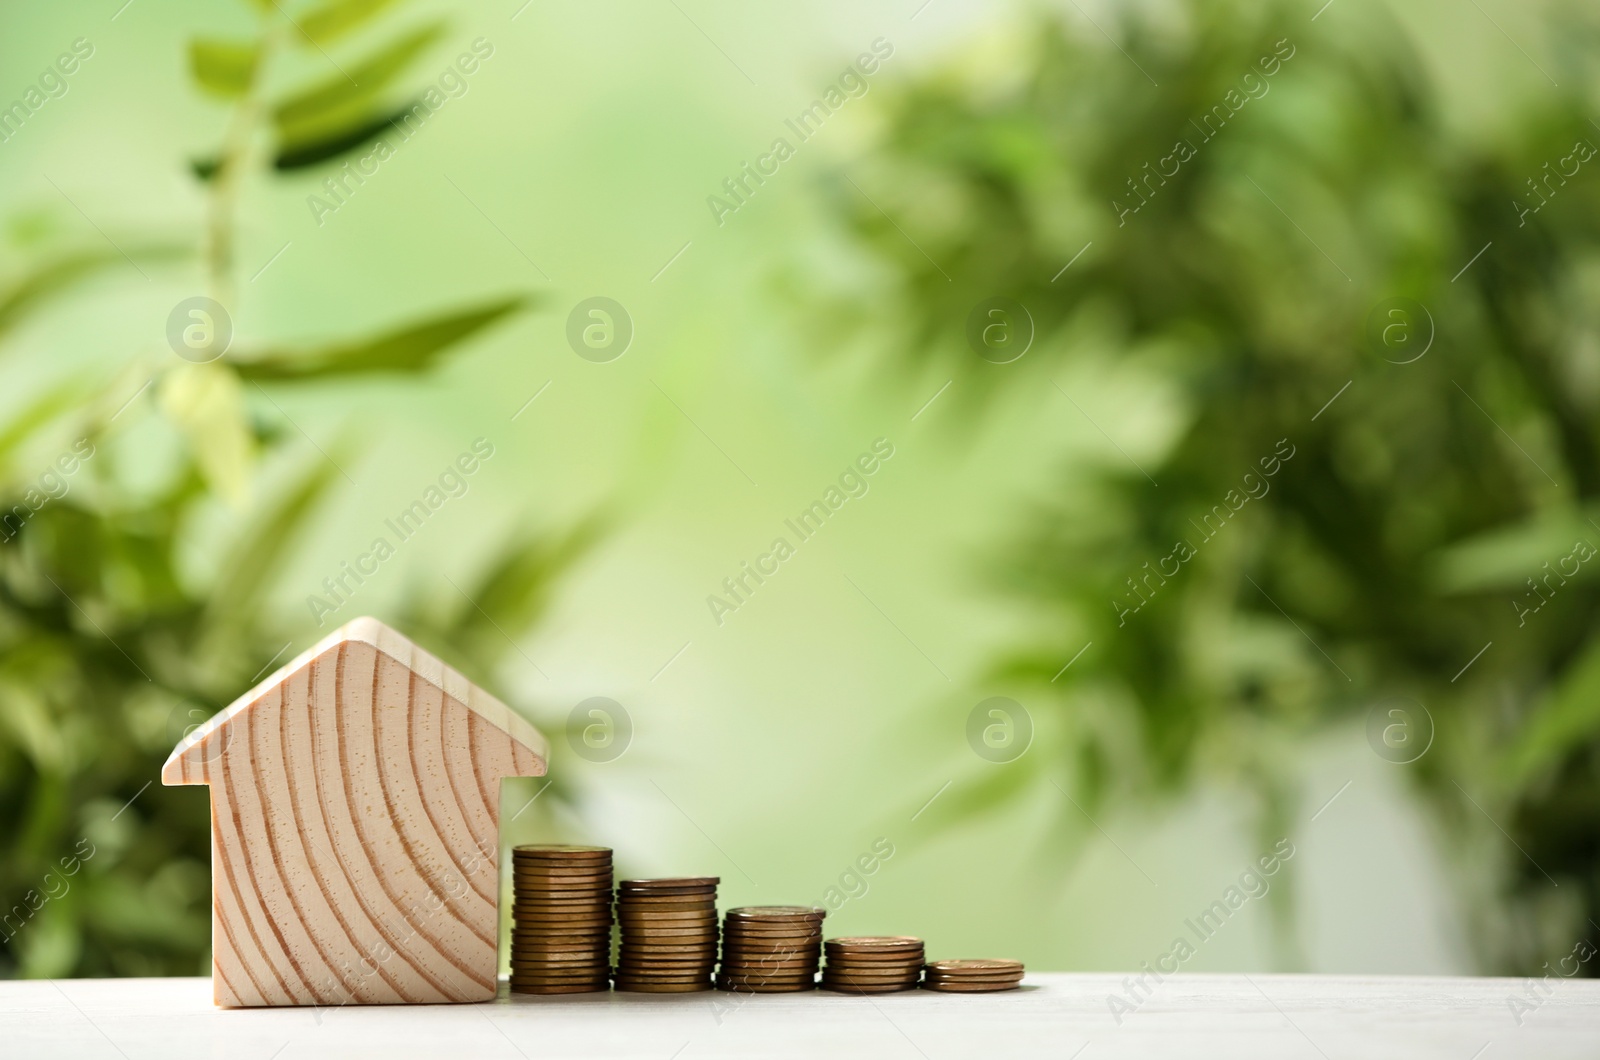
[820,936,926,994]
[509,845,614,994]
[614,877,720,993]
[717,906,825,992]
[921,959,1025,992]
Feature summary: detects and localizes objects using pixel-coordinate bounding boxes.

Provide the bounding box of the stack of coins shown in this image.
[509,844,614,994]
[922,959,1025,992]
[716,906,825,992]
[614,877,720,992]
[820,936,926,993]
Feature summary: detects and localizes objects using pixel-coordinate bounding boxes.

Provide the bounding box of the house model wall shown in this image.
[163,617,548,1007]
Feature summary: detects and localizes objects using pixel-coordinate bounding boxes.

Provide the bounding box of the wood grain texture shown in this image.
[162,617,548,1008]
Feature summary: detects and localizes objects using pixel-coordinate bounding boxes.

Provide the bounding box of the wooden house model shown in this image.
[162,617,548,1007]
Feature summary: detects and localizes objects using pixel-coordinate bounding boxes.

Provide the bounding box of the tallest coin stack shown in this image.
[509,844,614,994]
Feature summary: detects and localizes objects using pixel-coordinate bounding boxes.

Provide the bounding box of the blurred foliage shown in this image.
[808,0,1600,972]
[0,0,586,979]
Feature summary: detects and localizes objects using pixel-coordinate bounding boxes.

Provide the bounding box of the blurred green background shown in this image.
[2,0,1598,983]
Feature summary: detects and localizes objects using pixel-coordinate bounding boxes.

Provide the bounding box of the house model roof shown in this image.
[163,616,548,784]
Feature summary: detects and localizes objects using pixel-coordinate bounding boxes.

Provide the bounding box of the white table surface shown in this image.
[4,973,1597,1059]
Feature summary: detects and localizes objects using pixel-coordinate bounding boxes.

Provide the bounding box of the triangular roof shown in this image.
[162,616,548,784]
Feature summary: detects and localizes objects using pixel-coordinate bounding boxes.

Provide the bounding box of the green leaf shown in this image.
[1431,511,1600,593]
[271,23,443,148]
[1503,633,1600,788]
[187,38,260,98]
[0,245,189,340]
[207,453,343,627]
[272,100,419,171]
[231,295,533,382]
[158,363,255,506]
[296,0,404,46]
[0,381,82,476]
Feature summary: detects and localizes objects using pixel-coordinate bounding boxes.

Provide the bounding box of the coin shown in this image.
[925,959,1021,974]
[716,979,817,993]
[826,937,923,954]
[618,876,719,889]
[613,980,713,993]
[726,906,824,921]
[822,969,921,983]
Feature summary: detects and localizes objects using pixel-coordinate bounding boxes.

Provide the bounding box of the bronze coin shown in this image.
[924,959,1023,974]
[923,980,1021,993]
[611,903,713,915]
[513,866,615,877]
[827,936,923,949]
[618,876,719,888]
[722,924,823,937]
[726,947,825,960]
[821,981,917,994]
[613,974,711,985]
[618,909,718,919]
[513,844,611,855]
[715,979,817,993]
[511,919,613,930]
[725,906,823,921]
[825,952,924,965]
[508,973,613,985]
[617,961,716,971]
[510,982,610,994]
[822,970,920,983]
[618,924,717,937]
[613,980,713,993]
